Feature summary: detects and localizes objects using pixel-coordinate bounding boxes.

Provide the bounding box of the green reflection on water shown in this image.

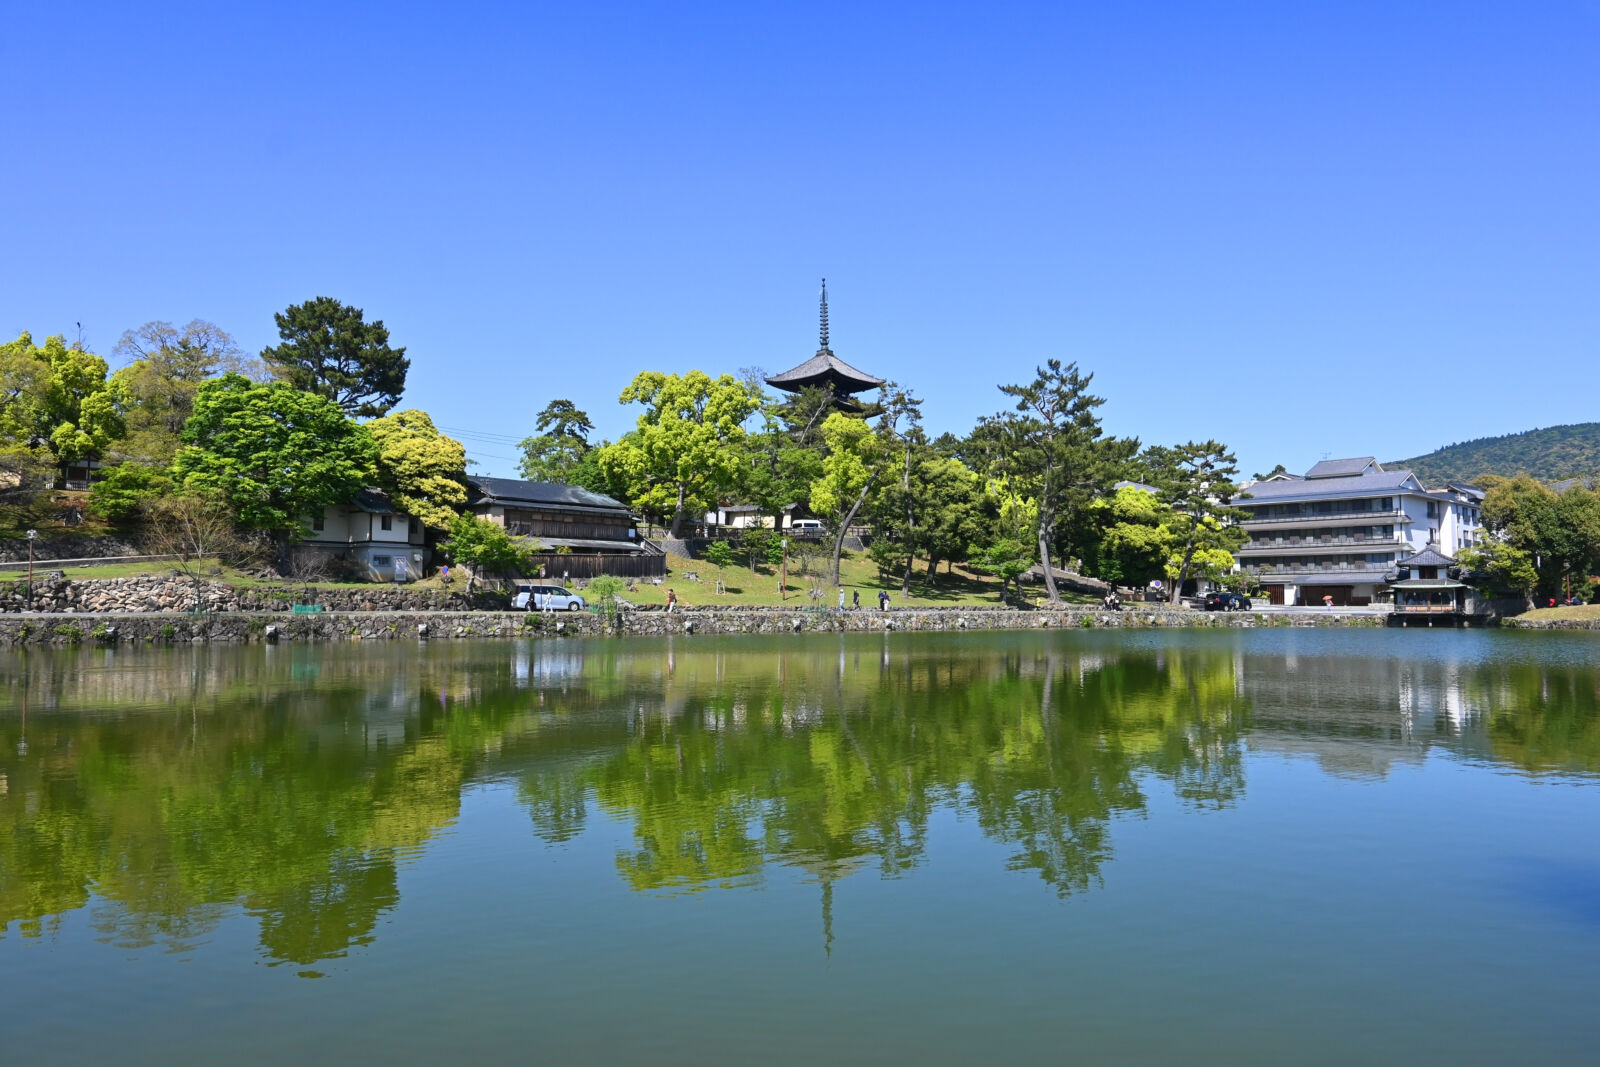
[1,632,1596,968]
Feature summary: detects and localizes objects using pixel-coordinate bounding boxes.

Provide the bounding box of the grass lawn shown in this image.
[617,550,1096,609]
[1515,603,1600,623]
[15,545,1101,609]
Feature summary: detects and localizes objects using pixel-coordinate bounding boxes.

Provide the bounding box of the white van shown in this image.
[789,519,825,536]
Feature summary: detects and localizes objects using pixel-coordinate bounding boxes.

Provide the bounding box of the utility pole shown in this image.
[26,529,37,610]
[779,536,788,601]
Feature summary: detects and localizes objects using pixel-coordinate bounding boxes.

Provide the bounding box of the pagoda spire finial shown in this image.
[819,277,830,350]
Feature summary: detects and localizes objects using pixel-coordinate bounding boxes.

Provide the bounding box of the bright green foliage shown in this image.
[1092,486,1175,588]
[441,514,532,577]
[1479,475,1600,601]
[704,540,735,570]
[518,399,594,482]
[0,332,124,480]
[810,410,890,585]
[1142,441,1248,602]
[1458,542,1540,605]
[596,370,760,536]
[1164,536,1237,586]
[586,575,626,623]
[261,297,410,418]
[366,409,469,530]
[173,374,378,534]
[87,462,172,523]
[809,412,880,521]
[111,320,251,465]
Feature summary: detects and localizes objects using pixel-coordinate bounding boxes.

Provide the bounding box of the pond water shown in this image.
[2,629,1599,1063]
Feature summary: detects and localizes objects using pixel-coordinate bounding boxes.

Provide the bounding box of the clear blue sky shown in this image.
[5,1,1596,480]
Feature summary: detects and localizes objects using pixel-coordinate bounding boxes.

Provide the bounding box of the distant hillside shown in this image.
[1390,423,1600,486]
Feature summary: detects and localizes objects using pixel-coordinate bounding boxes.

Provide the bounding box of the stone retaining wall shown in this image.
[1502,616,1600,631]
[0,575,507,614]
[0,534,144,563]
[0,605,1388,646]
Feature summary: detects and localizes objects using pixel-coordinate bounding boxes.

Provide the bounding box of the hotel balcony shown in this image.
[1237,509,1410,529]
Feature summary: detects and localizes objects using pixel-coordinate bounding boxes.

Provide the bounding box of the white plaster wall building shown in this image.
[298,488,428,581]
[1234,458,1484,606]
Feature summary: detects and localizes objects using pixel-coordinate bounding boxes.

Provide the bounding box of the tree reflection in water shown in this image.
[2,633,1596,966]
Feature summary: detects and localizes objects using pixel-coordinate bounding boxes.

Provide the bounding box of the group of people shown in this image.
[1100,591,1122,610]
[839,588,893,611]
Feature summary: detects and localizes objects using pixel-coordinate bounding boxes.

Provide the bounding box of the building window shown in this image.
[380,515,393,531]
[1426,502,1438,518]
[408,518,419,537]
[373,555,391,567]
[312,515,325,532]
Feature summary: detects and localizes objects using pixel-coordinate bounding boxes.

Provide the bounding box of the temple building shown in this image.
[764,279,884,412]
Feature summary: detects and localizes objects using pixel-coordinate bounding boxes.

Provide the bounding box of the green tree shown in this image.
[87,462,172,523]
[366,409,469,529]
[1143,442,1248,603]
[1458,542,1539,609]
[809,411,884,585]
[1091,485,1174,588]
[985,360,1135,602]
[0,332,125,484]
[596,370,760,537]
[733,396,826,532]
[111,320,257,465]
[261,297,410,417]
[172,374,377,560]
[441,513,532,590]
[517,400,595,482]
[910,455,987,581]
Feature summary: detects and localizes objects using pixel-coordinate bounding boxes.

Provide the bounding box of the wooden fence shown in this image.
[525,553,666,580]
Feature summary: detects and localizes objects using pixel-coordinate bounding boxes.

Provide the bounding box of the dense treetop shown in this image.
[1390,423,1600,486]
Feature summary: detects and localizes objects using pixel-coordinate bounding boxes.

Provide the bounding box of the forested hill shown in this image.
[1390,423,1600,486]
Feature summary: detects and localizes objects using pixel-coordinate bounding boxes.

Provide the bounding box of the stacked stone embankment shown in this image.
[0,604,1386,646]
[0,535,146,563]
[0,575,506,614]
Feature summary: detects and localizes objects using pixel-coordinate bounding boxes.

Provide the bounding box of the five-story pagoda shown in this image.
[764,279,884,413]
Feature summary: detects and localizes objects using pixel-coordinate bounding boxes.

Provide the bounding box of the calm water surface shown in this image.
[2,628,1599,1063]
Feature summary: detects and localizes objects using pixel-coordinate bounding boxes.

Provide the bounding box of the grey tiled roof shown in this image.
[351,487,398,515]
[1305,457,1380,479]
[1238,469,1421,502]
[1390,578,1467,589]
[467,477,629,512]
[765,350,885,390]
[1397,544,1457,568]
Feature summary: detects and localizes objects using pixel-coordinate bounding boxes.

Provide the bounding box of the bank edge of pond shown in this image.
[0,606,1401,646]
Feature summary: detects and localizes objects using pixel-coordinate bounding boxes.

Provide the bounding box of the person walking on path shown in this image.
[667,589,677,613]
[878,590,891,611]
[852,589,860,610]
[1322,594,1334,610]
[839,588,847,611]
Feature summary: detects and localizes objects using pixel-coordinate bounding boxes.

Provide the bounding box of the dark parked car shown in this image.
[1203,591,1252,612]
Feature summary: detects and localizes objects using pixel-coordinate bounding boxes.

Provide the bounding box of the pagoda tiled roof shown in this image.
[765,349,885,393]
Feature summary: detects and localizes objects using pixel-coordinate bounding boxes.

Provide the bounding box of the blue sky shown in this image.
[5,1,1597,480]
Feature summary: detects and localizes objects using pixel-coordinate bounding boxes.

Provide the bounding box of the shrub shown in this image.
[54,624,84,643]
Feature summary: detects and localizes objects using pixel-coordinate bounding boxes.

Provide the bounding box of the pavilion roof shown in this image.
[1398,544,1457,568]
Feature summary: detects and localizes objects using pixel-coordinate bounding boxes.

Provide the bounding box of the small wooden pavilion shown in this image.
[1389,544,1475,625]
[764,280,884,411]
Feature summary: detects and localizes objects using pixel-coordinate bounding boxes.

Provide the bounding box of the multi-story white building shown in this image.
[1234,457,1484,606]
